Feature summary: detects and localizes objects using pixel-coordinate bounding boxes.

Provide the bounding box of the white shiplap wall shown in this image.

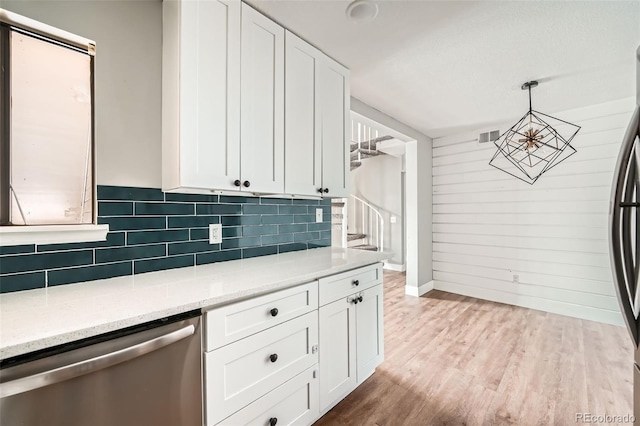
[432,98,636,326]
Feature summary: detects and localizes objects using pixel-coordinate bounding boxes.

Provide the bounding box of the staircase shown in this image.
[347,233,378,251]
[347,195,384,252]
[350,135,392,171]
[330,122,390,252]
[332,194,384,252]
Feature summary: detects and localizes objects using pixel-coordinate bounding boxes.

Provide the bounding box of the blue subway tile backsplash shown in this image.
[0,185,332,293]
[1,272,46,292]
[1,250,94,275]
[0,244,35,256]
[48,262,133,287]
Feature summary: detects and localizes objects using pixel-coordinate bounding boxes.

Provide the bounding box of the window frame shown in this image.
[0,9,107,245]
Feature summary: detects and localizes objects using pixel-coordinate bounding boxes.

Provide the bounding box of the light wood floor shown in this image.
[316,271,633,426]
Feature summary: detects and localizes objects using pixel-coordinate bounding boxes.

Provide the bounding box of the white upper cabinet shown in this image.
[285,31,350,198]
[319,58,350,198]
[284,32,322,197]
[240,4,284,194]
[163,2,346,197]
[163,0,241,193]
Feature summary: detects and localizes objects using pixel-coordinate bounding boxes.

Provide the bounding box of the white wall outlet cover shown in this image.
[209,223,222,244]
[315,208,323,223]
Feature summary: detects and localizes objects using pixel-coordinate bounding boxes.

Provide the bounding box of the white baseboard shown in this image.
[405,280,434,297]
[383,262,405,272]
[433,280,624,327]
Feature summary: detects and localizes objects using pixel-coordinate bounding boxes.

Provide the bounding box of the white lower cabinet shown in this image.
[318,297,357,411]
[204,263,384,425]
[218,366,319,426]
[318,264,384,413]
[205,312,318,425]
[205,281,318,351]
[355,285,384,382]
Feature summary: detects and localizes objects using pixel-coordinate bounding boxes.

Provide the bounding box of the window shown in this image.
[1,12,95,226]
[0,9,107,245]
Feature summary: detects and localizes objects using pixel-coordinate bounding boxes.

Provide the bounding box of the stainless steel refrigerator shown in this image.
[611,45,640,424]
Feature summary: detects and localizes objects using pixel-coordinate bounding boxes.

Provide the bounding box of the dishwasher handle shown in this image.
[0,324,195,399]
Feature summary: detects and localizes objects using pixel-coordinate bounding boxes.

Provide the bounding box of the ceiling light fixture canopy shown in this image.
[346,0,378,23]
[489,80,580,185]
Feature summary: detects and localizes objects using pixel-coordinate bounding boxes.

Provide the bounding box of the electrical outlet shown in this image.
[316,208,323,223]
[512,274,519,284]
[209,224,222,244]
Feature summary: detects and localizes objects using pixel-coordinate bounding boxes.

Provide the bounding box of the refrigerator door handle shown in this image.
[610,104,640,348]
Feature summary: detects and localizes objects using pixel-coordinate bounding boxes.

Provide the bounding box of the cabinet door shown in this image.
[319,297,357,412]
[217,366,319,426]
[319,57,350,198]
[284,31,322,197]
[165,0,241,191]
[356,284,384,382]
[205,281,318,351]
[240,4,285,193]
[205,312,318,425]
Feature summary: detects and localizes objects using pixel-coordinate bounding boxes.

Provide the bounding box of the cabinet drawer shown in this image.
[318,263,382,306]
[205,312,318,425]
[205,281,318,351]
[217,366,319,426]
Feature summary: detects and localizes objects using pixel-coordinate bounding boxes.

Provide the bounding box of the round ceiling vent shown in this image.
[346,0,378,23]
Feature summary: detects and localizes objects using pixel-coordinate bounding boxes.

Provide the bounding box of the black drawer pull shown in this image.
[317,187,324,193]
[270,308,279,317]
[323,188,329,193]
[243,180,251,188]
[269,354,278,363]
[269,418,278,426]
[352,279,359,286]
[358,295,363,303]
[233,179,241,187]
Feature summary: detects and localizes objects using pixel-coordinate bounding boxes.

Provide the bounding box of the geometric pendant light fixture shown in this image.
[489,81,580,184]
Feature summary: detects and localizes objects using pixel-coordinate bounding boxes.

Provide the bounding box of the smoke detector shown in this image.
[346,0,378,23]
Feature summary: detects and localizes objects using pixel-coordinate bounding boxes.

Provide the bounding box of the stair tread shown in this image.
[349,135,393,152]
[351,244,379,251]
[350,149,386,162]
[347,233,367,241]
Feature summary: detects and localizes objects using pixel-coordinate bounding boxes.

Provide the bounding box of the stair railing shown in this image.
[349,194,384,252]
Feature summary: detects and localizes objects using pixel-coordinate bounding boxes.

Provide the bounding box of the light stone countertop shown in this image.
[0,247,389,360]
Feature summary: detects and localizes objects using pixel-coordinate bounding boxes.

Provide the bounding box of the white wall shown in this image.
[4,0,163,188]
[351,98,433,295]
[432,97,635,326]
[350,154,404,266]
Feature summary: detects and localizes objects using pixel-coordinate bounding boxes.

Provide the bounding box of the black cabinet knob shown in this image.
[243,180,251,188]
[270,308,279,317]
[317,188,324,193]
[323,188,329,193]
[269,354,278,363]
[353,299,358,305]
[352,280,359,286]
[233,179,241,187]
[269,418,278,426]
[358,296,363,303]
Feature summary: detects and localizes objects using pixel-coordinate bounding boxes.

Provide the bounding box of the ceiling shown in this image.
[246,0,640,139]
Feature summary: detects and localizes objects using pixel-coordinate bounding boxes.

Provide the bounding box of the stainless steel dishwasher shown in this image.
[0,310,203,426]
